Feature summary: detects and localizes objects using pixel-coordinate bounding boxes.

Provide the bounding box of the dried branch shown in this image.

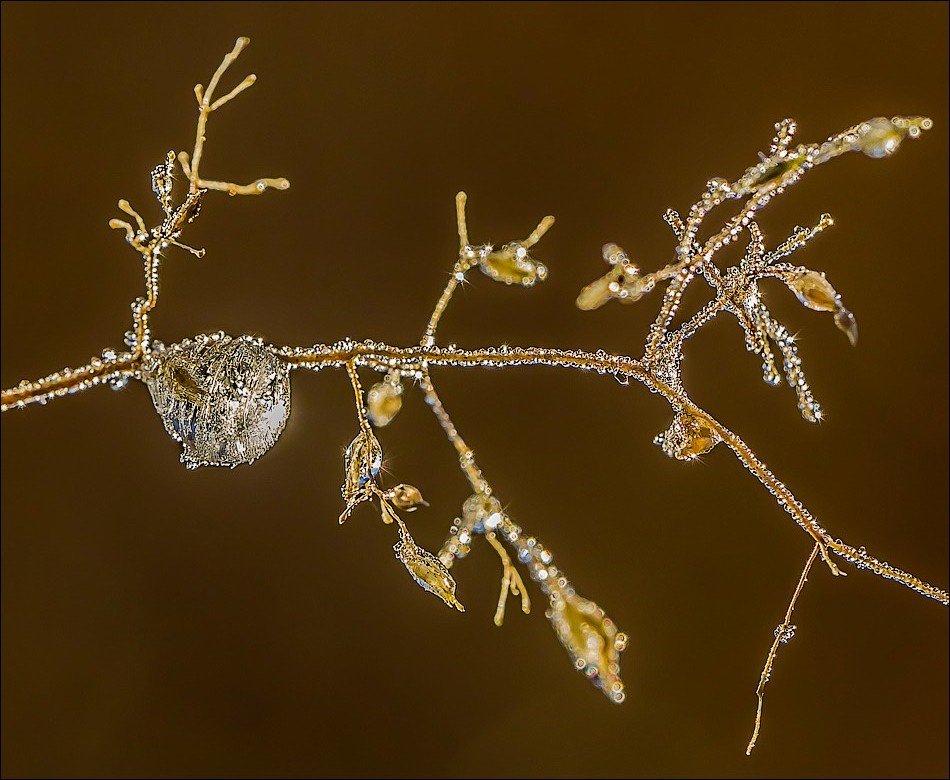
[747,544,820,755]
[0,38,944,756]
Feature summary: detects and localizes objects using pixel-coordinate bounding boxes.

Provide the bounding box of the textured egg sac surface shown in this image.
[145,333,291,468]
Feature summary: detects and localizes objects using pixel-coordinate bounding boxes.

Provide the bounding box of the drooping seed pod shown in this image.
[388,483,429,512]
[547,589,627,703]
[784,270,858,345]
[339,428,383,522]
[788,270,839,312]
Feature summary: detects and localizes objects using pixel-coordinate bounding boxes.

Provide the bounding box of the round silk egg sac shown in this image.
[144,333,291,468]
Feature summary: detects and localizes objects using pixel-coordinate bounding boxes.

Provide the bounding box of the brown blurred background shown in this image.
[2,2,947,777]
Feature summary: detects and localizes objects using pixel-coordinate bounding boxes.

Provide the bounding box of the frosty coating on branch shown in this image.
[0,37,945,755]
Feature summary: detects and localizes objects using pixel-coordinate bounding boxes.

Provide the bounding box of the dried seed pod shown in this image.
[785,270,858,345]
[788,270,839,312]
[394,520,464,611]
[479,243,547,286]
[655,411,721,460]
[144,333,291,469]
[856,117,904,158]
[340,429,383,522]
[547,590,627,703]
[366,376,403,427]
[388,483,428,511]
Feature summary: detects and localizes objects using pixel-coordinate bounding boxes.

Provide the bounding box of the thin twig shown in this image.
[747,543,820,755]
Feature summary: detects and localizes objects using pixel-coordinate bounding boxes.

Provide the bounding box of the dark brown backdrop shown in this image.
[2,2,947,778]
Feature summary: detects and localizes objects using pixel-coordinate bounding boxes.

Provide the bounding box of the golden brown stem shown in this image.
[3,341,947,606]
[747,544,820,755]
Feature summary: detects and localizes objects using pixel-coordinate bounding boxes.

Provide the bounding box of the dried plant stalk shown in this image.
[1,38,946,754]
